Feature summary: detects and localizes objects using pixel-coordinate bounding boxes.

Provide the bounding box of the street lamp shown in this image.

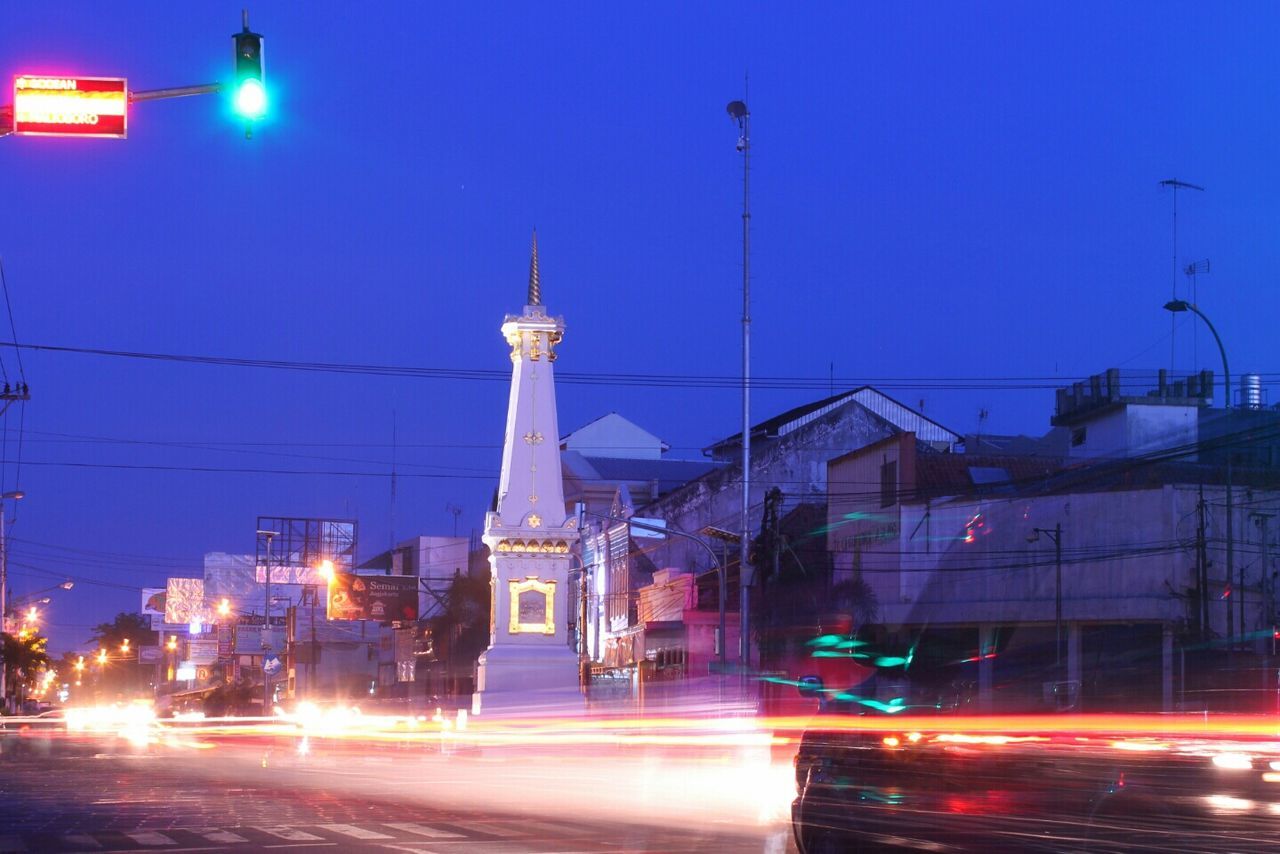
[727,96,753,672]
[0,489,24,712]
[1028,523,1064,677]
[256,529,280,712]
[1164,299,1235,646]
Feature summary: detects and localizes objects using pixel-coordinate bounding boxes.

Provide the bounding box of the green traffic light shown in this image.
[235,78,267,119]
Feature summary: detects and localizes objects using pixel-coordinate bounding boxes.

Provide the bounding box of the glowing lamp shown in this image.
[234,78,267,119]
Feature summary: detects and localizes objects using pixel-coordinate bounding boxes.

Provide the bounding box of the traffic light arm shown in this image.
[0,83,224,138]
[129,83,223,103]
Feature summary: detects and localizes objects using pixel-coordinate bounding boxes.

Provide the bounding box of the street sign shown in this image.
[13,75,127,138]
[263,655,282,675]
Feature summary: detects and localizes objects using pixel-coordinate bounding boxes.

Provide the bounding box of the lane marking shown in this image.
[192,829,249,844]
[254,827,324,842]
[519,820,590,837]
[123,831,178,846]
[467,823,525,837]
[315,825,393,841]
[62,835,102,850]
[382,823,464,839]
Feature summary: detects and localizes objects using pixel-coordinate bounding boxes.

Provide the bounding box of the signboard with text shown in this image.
[327,573,418,623]
[13,76,127,138]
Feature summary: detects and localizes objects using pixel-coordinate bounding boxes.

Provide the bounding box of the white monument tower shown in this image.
[475,233,582,713]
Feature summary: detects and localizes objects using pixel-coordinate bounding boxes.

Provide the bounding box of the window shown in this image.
[880,460,897,507]
[1072,427,1087,447]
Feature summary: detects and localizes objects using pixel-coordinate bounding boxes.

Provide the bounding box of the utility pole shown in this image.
[727,92,752,675]
[0,491,24,713]
[1198,486,1209,641]
[1031,524,1064,676]
[257,529,279,713]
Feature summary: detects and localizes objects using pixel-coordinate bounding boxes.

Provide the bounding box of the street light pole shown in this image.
[0,490,25,713]
[1164,299,1233,647]
[727,95,752,673]
[257,529,279,713]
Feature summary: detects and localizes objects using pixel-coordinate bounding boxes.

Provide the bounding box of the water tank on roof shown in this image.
[1241,373,1264,410]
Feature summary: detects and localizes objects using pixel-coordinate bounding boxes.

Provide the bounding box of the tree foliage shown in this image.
[1,631,51,702]
[89,612,156,650]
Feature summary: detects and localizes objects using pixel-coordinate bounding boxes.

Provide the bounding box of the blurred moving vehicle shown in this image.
[790,675,1280,852]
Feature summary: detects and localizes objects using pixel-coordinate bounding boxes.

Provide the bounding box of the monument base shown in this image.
[473,643,583,716]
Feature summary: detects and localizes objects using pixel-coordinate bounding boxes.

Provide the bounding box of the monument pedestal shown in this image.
[473,644,582,716]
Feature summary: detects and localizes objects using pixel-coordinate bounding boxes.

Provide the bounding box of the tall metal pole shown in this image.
[1054,522,1063,675]
[728,95,752,673]
[1,501,7,713]
[257,529,278,713]
[0,491,24,714]
[1166,300,1232,649]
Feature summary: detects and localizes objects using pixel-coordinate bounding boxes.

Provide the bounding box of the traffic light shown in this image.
[232,21,266,121]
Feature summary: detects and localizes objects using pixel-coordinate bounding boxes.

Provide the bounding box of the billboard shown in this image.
[165,578,207,624]
[141,588,166,620]
[13,75,127,138]
[327,573,418,623]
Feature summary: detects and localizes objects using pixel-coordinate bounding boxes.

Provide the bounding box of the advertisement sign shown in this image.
[217,623,235,660]
[327,573,418,622]
[141,588,166,620]
[13,76,127,138]
[165,578,206,624]
[137,645,162,664]
[187,639,219,665]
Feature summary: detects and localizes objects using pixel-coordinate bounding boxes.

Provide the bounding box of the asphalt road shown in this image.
[0,731,796,854]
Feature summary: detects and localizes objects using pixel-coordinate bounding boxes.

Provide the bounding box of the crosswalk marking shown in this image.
[519,820,589,837]
[193,828,249,843]
[254,826,325,841]
[470,822,526,837]
[315,824,393,840]
[62,835,101,850]
[382,823,463,839]
[123,831,177,846]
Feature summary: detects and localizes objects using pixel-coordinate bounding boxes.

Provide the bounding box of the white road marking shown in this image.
[254,827,325,842]
[62,835,101,850]
[316,824,394,840]
[469,822,525,837]
[519,820,589,837]
[382,823,464,839]
[123,831,178,846]
[193,828,250,843]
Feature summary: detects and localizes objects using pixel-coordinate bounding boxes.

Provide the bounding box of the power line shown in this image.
[3,339,1278,392]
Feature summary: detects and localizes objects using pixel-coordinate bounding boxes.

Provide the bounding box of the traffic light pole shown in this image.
[1,84,224,139]
[129,84,223,103]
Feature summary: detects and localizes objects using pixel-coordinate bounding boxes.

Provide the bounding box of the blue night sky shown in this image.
[1,3,1277,651]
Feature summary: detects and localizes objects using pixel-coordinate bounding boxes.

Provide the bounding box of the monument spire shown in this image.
[527,230,541,306]
[476,235,582,714]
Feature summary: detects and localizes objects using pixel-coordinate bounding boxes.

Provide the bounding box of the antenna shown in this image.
[446,503,463,538]
[1184,259,1210,370]
[1159,179,1204,370]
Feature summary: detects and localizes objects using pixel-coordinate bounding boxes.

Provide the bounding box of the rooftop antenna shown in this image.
[1184,259,1210,371]
[446,503,463,538]
[1159,179,1204,370]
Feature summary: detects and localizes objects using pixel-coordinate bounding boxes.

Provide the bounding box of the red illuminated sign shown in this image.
[13,75,127,138]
